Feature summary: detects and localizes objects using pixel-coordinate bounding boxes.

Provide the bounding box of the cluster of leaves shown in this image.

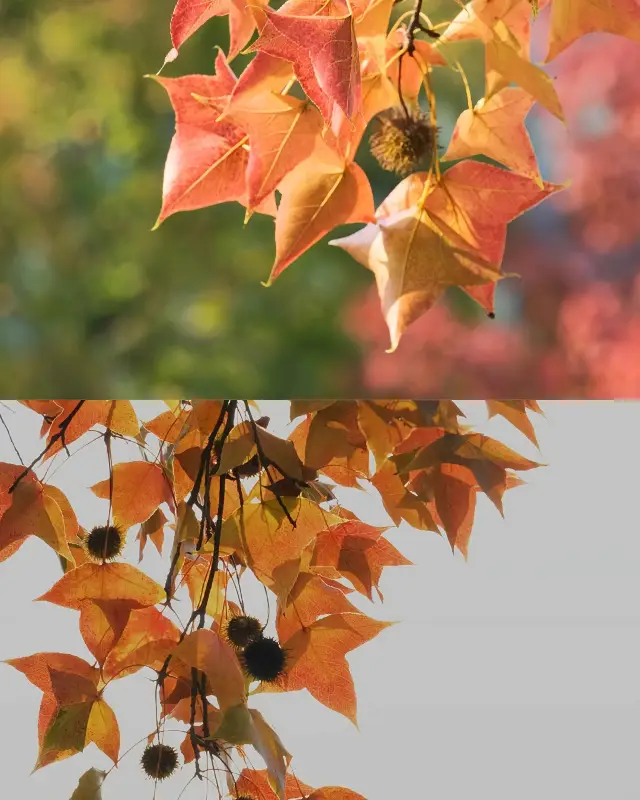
[0,399,542,799]
[153,0,640,351]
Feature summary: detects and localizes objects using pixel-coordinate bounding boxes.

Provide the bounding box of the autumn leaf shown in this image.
[247,5,362,124]
[263,612,393,723]
[235,768,316,800]
[78,600,133,667]
[212,705,292,800]
[544,0,640,62]
[103,606,181,681]
[4,652,119,769]
[444,87,542,186]
[70,767,107,800]
[486,400,543,446]
[91,461,173,530]
[168,0,229,62]
[0,474,73,563]
[270,156,375,282]
[36,562,166,610]
[136,507,167,561]
[371,460,439,531]
[37,697,120,769]
[486,21,564,121]
[311,526,412,600]
[221,498,343,601]
[173,628,246,710]
[330,204,503,352]
[225,93,325,211]
[150,54,251,227]
[40,402,139,459]
[277,572,360,641]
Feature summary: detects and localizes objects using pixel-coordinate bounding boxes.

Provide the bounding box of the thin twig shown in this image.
[8,400,85,493]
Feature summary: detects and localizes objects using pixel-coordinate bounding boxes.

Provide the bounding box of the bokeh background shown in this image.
[1,0,639,396]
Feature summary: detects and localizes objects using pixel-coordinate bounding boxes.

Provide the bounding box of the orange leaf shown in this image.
[545,0,640,62]
[91,461,173,530]
[136,507,167,561]
[103,606,181,681]
[78,600,133,667]
[247,5,362,124]
[273,612,392,723]
[270,157,375,281]
[0,475,73,562]
[277,572,359,641]
[444,87,541,185]
[173,628,246,710]
[486,399,542,446]
[226,93,324,211]
[36,562,165,610]
[222,498,343,601]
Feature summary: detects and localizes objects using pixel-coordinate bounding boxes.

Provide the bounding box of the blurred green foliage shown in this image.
[0,0,483,397]
[0,0,374,396]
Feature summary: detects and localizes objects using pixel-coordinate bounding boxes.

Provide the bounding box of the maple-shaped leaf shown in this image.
[168,0,229,62]
[439,0,538,53]
[36,562,165,610]
[221,498,343,601]
[181,553,228,619]
[444,87,542,186]
[37,697,119,769]
[262,612,392,723]
[352,160,564,322]
[5,653,119,769]
[371,460,439,531]
[211,705,291,799]
[173,628,246,710]
[309,790,366,800]
[226,94,324,211]
[38,401,139,460]
[356,401,411,470]
[151,53,261,226]
[270,155,375,282]
[235,768,316,800]
[0,473,73,563]
[78,600,133,668]
[432,463,477,557]
[102,605,180,681]
[545,0,640,62]
[91,461,173,530]
[143,408,192,444]
[486,400,543,446]
[136,507,167,562]
[486,20,564,120]
[247,5,362,124]
[311,525,412,600]
[330,203,503,352]
[277,572,360,641]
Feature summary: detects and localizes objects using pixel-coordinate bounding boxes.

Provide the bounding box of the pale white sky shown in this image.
[0,401,639,800]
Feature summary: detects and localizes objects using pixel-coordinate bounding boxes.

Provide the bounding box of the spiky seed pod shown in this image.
[369,107,437,176]
[225,614,263,648]
[84,524,124,561]
[241,636,287,683]
[140,743,179,781]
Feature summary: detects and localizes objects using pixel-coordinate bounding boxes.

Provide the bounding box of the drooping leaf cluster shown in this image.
[153,0,640,349]
[1,399,543,798]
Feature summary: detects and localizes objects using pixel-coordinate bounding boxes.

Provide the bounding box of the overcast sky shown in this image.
[0,401,638,800]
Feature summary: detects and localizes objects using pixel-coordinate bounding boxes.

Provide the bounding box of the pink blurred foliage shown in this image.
[348,22,640,397]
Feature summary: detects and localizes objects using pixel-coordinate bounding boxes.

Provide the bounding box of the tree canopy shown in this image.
[0,399,543,799]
